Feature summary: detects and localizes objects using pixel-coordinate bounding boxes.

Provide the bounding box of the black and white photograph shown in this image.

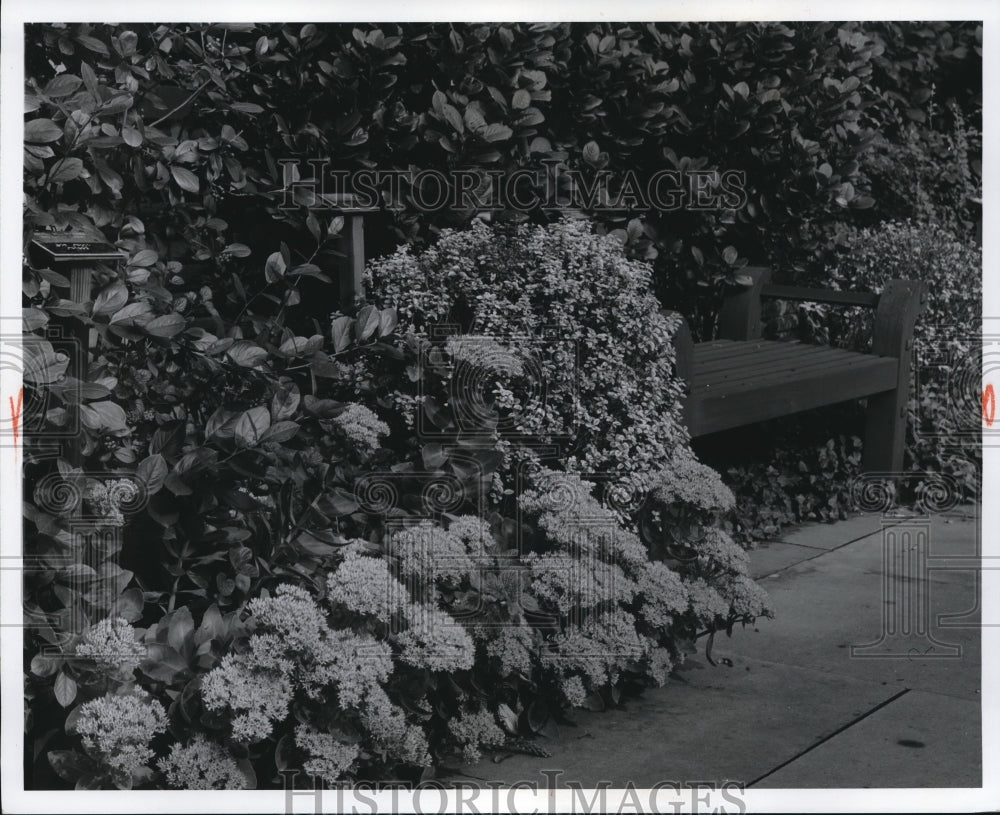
[1,2,996,812]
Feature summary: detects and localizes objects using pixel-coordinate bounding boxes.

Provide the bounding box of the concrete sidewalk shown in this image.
[457,508,982,789]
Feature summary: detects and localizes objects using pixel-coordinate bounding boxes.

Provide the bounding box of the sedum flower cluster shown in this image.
[294,724,361,786]
[74,617,145,677]
[327,538,477,674]
[202,583,392,747]
[649,453,736,516]
[158,734,247,790]
[389,520,476,590]
[74,691,168,777]
[447,708,507,764]
[332,402,389,458]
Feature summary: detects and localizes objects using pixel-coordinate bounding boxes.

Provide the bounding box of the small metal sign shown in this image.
[30,232,125,263]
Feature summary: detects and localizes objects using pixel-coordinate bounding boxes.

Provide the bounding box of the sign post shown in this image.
[29,232,126,466]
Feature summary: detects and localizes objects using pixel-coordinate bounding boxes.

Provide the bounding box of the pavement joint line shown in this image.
[745,687,912,788]
[755,519,904,579]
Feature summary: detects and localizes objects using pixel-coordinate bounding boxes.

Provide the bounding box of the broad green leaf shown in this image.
[378,307,398,337]
[92,281,129,316]
[331,315,353,353]
[88,401,129,433]
[25,118,64,143]
[144,313,186,338]
[271,383,301,421]
[357,305,379,341]
[264,251,286,282]
[109,302,153,325]
[54,671,77,707]
[259,420,300,443]
[22,338,69,384]
[130,249,158,267]
[44,74,83,97]
[226,340,268,368]
[234,406,270,447]
[137,453,168,495]
[47,158,85,184]
[170,165,198,192]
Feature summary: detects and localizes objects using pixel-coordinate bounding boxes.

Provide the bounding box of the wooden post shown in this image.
[716,266,772,340]
[339,212,366,307]
[321,195,378,308]
[862,279,927,473]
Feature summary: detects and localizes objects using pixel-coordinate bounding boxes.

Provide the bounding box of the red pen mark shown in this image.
[9,387,23,448]
[983,384,995,428]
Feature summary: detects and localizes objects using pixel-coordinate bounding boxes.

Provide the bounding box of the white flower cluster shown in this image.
[447,515,495,558]
[327,547,411,620]
[683,577,732,625]
[202,583,389,743]
[389,520,476,589]
[525,551,635,616]
[305,629,393,707]
[519,470,650,571]
[447,708,506,764]
[481,621,537,677]
[396,604,475,672]
[695,527,751,575]
[716,573,772,620]
[74,617,145,676]
[632,561,689,631]
[332,402,389,457]
[158,734,247,789]
[201,651,293,743]
[295,724,360,786]
[74,691,168,777]
[328,539,477,673]
[559,674,588,707]
[650,454,736,515]
[542,611,652,690]
[361,684,432,767]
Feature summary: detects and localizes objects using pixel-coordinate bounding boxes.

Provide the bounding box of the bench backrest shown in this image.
[717,266,926,361]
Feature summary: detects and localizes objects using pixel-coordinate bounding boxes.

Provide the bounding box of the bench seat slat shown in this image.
[684,354,898,436]
[691,345,884,389]
[692,353,897,399]
[692,338,788,363]
[691,343,837,381]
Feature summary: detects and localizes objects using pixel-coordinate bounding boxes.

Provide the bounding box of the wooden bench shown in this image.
[667,267,927,473]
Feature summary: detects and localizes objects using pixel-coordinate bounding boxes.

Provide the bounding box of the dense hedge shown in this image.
[25,22,981,333]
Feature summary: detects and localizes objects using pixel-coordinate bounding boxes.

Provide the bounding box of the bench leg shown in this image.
[861,280,925,474]
[862,389,907,473]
